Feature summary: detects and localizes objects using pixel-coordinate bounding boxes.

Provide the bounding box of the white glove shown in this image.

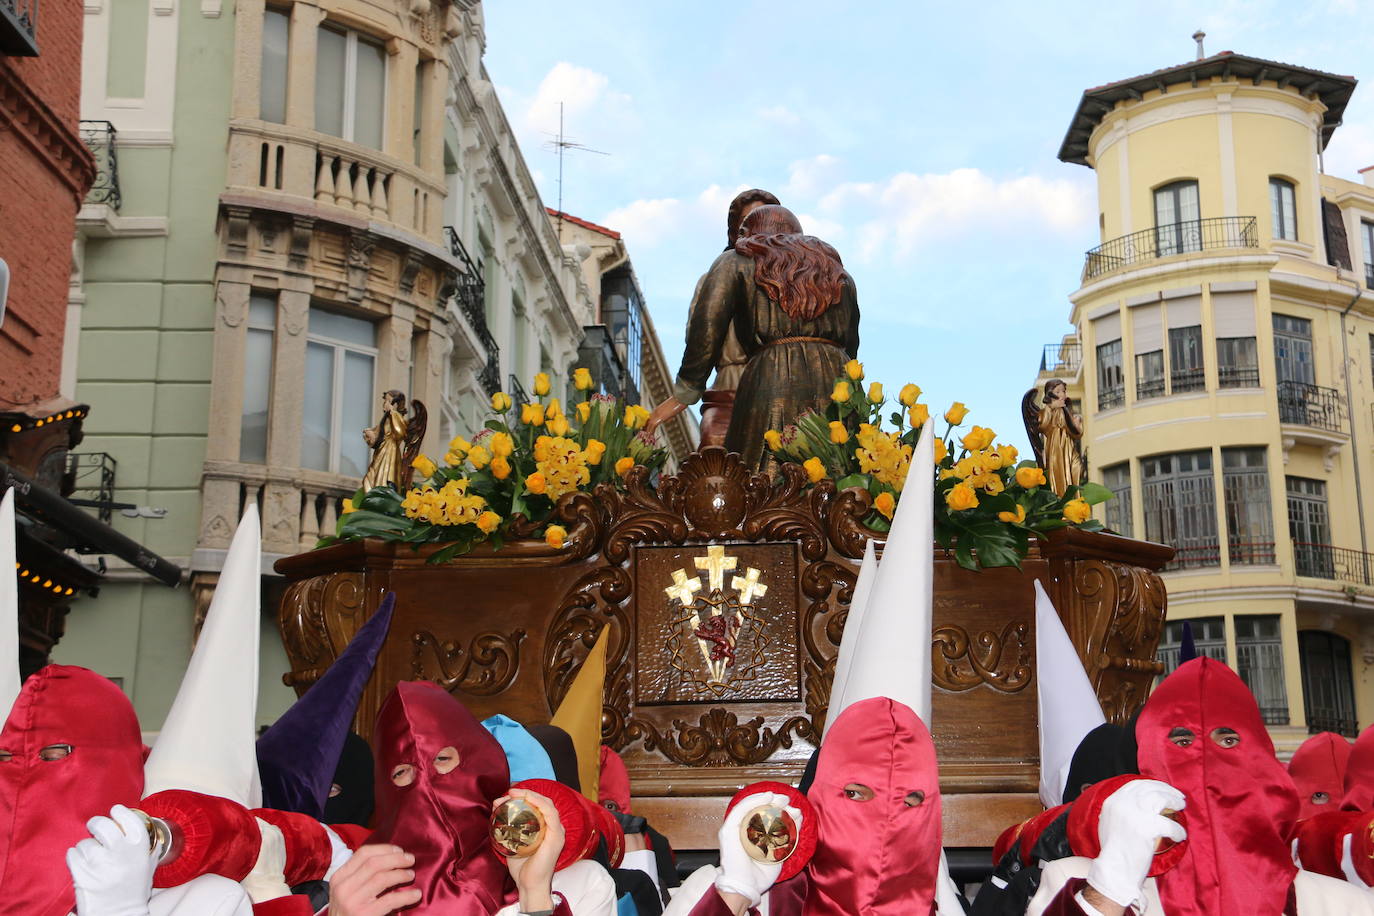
[67,804,158,916]
[1086,779,1187,909]
[241,818,292,903]
[714,792,802,907]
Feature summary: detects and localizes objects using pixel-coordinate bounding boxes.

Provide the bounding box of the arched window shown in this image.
[1154,180,1200,256]
[1299,630,1356,736]
[1270,178,1297,241]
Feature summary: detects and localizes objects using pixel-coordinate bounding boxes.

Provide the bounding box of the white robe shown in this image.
[492,860,618,916]
[69,874,255,916]
[1028,855,1374,916]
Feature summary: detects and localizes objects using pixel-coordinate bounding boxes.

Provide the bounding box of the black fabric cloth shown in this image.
[322,732,374,827]
[1062,724,1133,804]
[645,824,679,891]
[796,746,821,795]
[593,835,664,916]
[526,724,581,793]
[290,880,330,912]
[969,809,1071,916]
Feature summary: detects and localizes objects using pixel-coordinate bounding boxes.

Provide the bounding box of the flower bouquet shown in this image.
[767,360,1110,570]
[324,368,668,562]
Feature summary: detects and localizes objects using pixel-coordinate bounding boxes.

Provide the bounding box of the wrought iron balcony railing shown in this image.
[1082,216,1259,280]
[444,226,499,396]
[1097,385,1124,411]
[1277,380,1346,434]
[1293,541,1374,586]
[1218,366,1260,389]
[0,0,39,56]
[507,375,529,409]
[79,121,121,211]
[1040,342,1082,375]
[1165,541,1221,571]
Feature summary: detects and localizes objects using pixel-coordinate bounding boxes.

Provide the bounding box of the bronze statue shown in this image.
[646,204,859,470]
[1022,379,1084,497]
[361,390,426,492]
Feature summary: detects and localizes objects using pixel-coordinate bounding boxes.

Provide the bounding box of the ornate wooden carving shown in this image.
[278,572,367,689]
[625,709,816,767]
[411,628,526,695]
[1071,558,1168,724]
[932,621,1033,693]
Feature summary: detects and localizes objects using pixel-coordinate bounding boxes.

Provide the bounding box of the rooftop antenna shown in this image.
[1193,30,1206,61]
[544,102,609,241]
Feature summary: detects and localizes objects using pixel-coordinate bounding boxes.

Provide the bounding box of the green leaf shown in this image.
[1076,481,1114,505]
[836,473,869,492]
[953,539,978,571]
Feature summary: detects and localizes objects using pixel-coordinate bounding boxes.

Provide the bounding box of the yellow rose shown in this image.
[615,456,635,477]
[960,426,996,451]
[874,491,896,519]
[803,457,826,483]
[573,367,593,391]
[584,439,607,465]
[1063,498,1092,524]
[944,401,970,425]
[998,504,1027,524]
[624,404,650,430]
[444,450,464,467]
[764,429,783,451]
[526,472,547,495]
[489,455,511,480]
[489,432,514,458]
[867,382,883,403]
[945,483,979,511]
[467,445,491,469]
[997,444,1019,465]
[845,360,864,381]
[521,403,545,427]
[1016,466,1047,489]
[899,383,922,407]
[832,380,852,403]
[829,421,850,444]
[412,454,437,479]
[476,510,501,534]
[908,403,929,428]
[934,438,948,463]
[533,372,551,396]
[548,415,570,437]
[341,498,357,515]
[491,392,512,413]
[448,435,471,454]
[545,524,567,549]
[576,401,591,423]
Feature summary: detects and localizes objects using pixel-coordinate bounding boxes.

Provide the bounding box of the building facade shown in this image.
[58,0,691,729]
[1037,50,1374,751]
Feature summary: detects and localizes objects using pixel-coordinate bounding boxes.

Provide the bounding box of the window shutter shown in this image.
[1132,304,1163,353]
[1212,291,1257,338]
[1323,199,1353,271]
[1093,310,1121,343]
[1167,295,1202,328]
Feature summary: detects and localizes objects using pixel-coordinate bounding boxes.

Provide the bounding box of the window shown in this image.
[1096,339,1124,410]
[1270,178,1297,241]
[1235,615,1288,725]
[1142,450,1219,569]
[1103,463,1133,538]
[1300,631,1357,736]
[1287,476,1332,579]
[261,8,290,124]
[241,295,276,464]
[1135,351,1164,400]
[1362,221,1374,288]
[302,309,377,477]
[1273,314,1314,385]
[1154,180,1201,256]
[1217,337,1259,388]
[1168,325,1205,393]
[413,60,428,166]
[315,25,386,149]
[1223,447,1273,565]
[1157,617,1226,676]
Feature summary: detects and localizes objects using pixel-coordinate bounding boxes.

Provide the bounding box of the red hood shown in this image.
[1288,732,1351,820]
[1341,724,1374,810]
[597,745,632,814]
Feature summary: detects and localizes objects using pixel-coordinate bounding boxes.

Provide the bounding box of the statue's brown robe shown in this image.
[672,249,860,469]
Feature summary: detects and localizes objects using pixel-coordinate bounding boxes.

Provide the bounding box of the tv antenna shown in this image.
[544,102,609,240]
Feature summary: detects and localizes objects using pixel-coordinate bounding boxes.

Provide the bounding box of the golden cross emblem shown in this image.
[730,567,768,604]
[694,545,737,592]
[664,569,703,605]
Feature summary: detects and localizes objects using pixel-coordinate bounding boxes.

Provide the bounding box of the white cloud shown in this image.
[757,105,802,128]
[599,197,686,248]
[796,212,844,239]
[785,154,843,199]
[524,62,625,137]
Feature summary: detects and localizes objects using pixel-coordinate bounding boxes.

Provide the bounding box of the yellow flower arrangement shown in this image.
[468,445,491,469]
[1062,498,1092,524]
[946,483,979,511]
[533,435,591,500]
[1016,466,1047,489]
[573,367,593,391]
[534,372,551,396]
[867,382,883,402]
[412,454,437,479]
[845,360,864,381]
[764,429,783,451]
[584,439,607,465]
[944,402,970,425]
[998,504,1027,524]
[803,457,826,483]
[615,456,634,476]
[831,380,852,403]
[545,524,567,548]
[491,392,512,413]
[829,421,850,445]
[623,404,650,431]
[874,491,895,519]
[899,383,922,407]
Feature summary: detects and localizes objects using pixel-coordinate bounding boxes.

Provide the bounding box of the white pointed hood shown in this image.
[823,537,878,739]
[1035,578,1105,807]
[0,488,19,724]
[827,419,935,724]
[144,505,262,806]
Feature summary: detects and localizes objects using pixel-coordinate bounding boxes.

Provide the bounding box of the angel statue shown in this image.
[1021,379,1084,497]
[361,390,427,492]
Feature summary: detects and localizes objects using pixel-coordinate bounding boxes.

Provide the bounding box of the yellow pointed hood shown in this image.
[550,624,609,803]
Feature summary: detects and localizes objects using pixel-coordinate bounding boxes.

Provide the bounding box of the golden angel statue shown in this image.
[1021,379,1084,497]
[361,390,427,492]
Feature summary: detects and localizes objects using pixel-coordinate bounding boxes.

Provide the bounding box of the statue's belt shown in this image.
[761,336,844,349]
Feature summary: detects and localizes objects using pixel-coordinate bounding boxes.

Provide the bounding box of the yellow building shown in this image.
[1038,50,1374,752]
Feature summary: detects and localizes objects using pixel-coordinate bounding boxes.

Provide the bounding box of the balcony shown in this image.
[1277,381,1345,434]
[1039,342,1082,376]
[1293,541,1374,587]
[79,121,121,211]
[443,226,500,397]
[0,0,38,56]
[1082,216,1259,281]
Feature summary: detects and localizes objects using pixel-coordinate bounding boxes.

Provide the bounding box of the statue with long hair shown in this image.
[361,390,426,492]
[647,204,860,469]
[1021,379,1083,497]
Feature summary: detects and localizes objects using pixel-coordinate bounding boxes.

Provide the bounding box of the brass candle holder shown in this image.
[491,798,548,859]
[739,803,798,864]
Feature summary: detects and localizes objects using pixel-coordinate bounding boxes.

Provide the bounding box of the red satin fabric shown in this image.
[0,665,144,916]
[1288,732,1352,819]
[1137,657,1298,916]
[1342,724,1374,810]
[142,789,262,886]
[803,697,940,916]
[252,808,333,885]
[368,681,513,914]
[598,745,632,813]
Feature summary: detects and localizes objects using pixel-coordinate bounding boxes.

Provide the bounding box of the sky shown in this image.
[483,1,1374,454]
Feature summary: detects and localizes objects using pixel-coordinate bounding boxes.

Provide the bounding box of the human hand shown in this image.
[497,788,565,912]
[327,844,421,916]
[67,804,159,916]
[1086,779,1186,909]
[714,792,801,908]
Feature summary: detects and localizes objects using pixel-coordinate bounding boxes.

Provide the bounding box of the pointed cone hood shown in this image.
[1179,620,1198,664]
[827,419,934,724]
[0,488,19,724]
[550,624,609,803]
[1342,723,1374,810]
[256,591,395,818]
[823,538,877,739]
[144,506,262,806]
[1035,579,1106,807]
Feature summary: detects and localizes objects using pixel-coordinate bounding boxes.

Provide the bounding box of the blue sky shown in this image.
[484,1,1374,453]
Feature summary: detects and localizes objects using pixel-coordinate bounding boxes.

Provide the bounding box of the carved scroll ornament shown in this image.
[411,628,526,695]
[624,708,816,767]
[932,621,1033,693]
